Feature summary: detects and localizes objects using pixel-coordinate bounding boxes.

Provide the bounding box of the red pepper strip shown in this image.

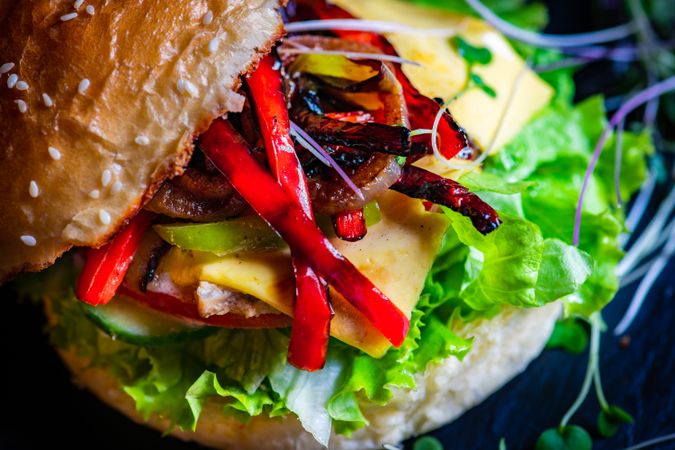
[324,111,375,124]
[391,165,501,235]
[248,55,332,371]
[332,209,367,242]
[119,285,292,329]
[201,119,410,346]
[75,211,154,306]
[292,107,411,155]
[300,1,471,160]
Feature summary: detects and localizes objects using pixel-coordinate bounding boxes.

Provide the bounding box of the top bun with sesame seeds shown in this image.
[0,0,285,282]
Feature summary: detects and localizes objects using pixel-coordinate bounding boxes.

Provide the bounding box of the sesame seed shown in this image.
[20,235,37,247]
[208,38,219,54]
[99,209,111,225]
[177,78,198,97]
[135,135,150,146]
[89,189,100,199]
[78,78,90,94]
[111,163,122,173]
[42,93,54,107]
[60,12,78,21]
[203,10,214,25]
[48,146,62,160]
[111,181,123,193]
[73,0,84,9]
[86,5,95,15]
[15,99,27,113]
[0,62,14,74]
[7,73,18,88]
[16,80,28,91]
[184,80,198,97]
[101,169,112,186]
[29,180,39,198]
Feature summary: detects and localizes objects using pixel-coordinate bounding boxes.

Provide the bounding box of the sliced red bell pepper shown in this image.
[200,119,409,347]
[332,209,367,242]
[76,211,154,306]
[298,0,471,160]
[391,165,501,234]
[119,285,292,329]
[248,54,332,371]
[324,111,375,124]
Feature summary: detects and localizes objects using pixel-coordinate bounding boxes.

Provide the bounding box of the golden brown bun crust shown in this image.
[0,0,284,282]
[53,302,560,450]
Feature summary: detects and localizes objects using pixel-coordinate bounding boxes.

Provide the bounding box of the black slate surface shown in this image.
[1,1,674,449]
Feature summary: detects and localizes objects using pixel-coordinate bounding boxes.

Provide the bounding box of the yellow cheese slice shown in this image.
[160,191,449,357]
[332,0,553,152]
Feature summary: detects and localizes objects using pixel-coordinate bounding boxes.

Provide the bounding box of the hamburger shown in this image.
[1,0,650,449]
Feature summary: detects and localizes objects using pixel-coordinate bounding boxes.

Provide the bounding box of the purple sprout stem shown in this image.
[465,0,635,47]
[573,75,675,247]
[614,119,625,208]
[289,121,365,201]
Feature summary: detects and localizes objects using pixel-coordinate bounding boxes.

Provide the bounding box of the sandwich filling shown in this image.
[14,0,652,446]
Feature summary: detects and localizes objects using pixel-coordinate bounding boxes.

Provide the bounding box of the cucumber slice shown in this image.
[82,295,215,346]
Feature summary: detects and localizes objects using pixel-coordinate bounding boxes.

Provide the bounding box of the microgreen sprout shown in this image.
[614,119,626,208]
[430,61,528,171]
[620,432,675,450]
[559,314,602,429]
[289,121,365,201]
[615,222,675,335]
[464,0,635,47]
[546,318,589,354]
[573,76,675,247]
[413,436,444,450]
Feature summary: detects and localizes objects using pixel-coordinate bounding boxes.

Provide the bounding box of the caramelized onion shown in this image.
[309,154,400,215]
[146,169,247,222]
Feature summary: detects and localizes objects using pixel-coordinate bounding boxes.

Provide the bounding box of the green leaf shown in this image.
[414,435,445,450]
[201,328,288,394]
[485,95,651,317]
[546,318,589,354]
[123,349,204,431]
[269,350,349,446]
[598,405,634,437]
[469,72,497,98]
[459,171,534,195]
[186,371,274,421]
[453,36,493,66]
[441,211,590,312]
[535,426,592,450]
[536,240,592,304]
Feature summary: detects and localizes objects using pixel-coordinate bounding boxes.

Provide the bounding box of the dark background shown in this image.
[1,1,673,449]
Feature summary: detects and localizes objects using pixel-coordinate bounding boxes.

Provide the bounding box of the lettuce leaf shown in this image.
[270,350,349,445]
[40,273,472,444]
[436,209,591,314]
[480,96,652,316]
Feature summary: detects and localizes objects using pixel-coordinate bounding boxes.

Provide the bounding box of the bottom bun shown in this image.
[50,302,560,450]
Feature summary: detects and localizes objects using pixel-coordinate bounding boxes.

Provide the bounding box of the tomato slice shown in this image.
[118,285,292,329]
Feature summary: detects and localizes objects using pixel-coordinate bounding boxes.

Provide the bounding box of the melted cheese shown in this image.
[332,0,553,152]
[160,192,449,357]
